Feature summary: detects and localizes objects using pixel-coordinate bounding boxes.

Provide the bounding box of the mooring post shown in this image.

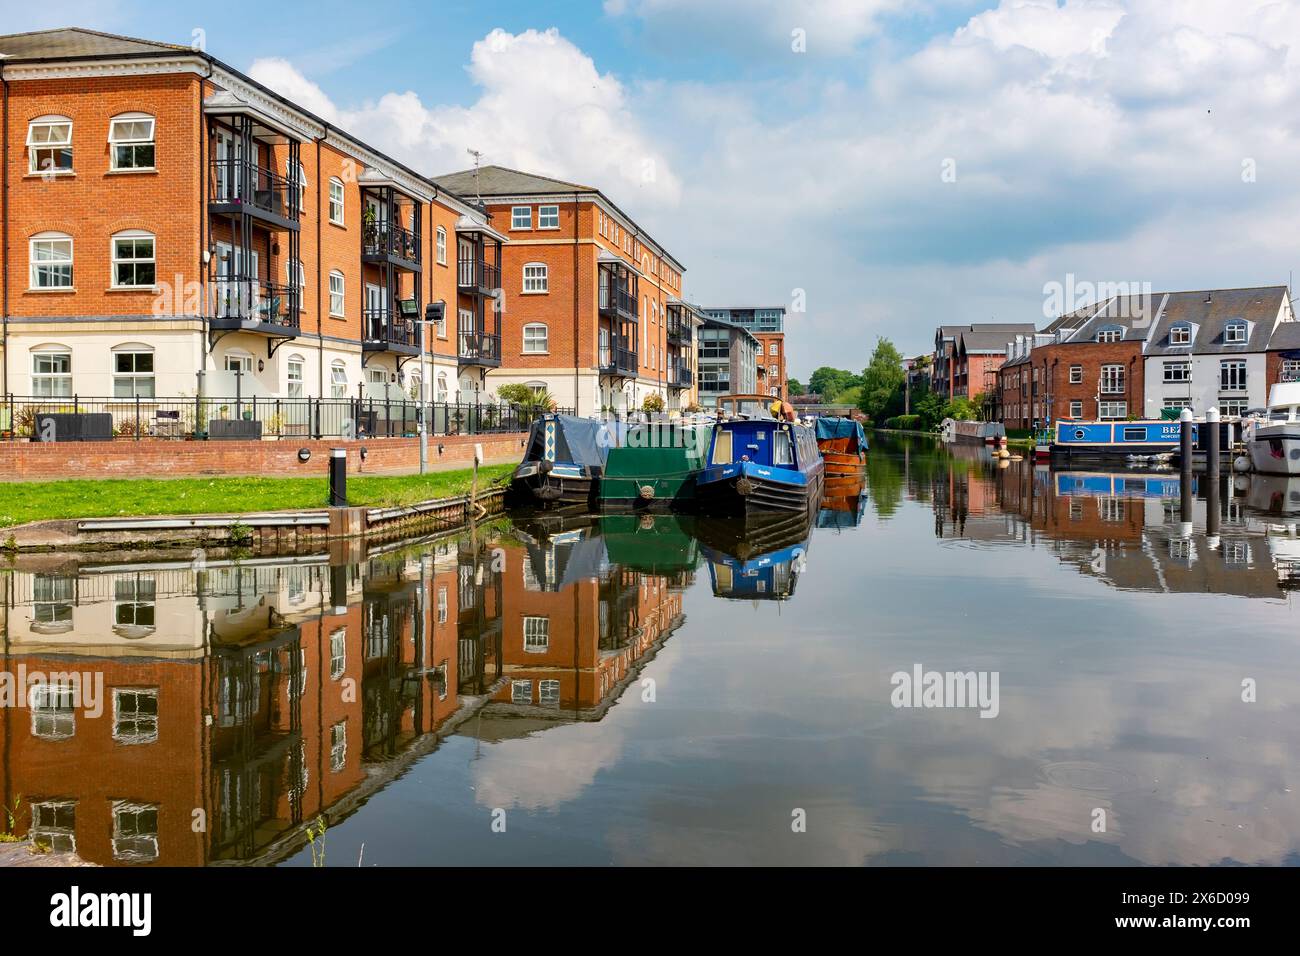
[329,447,347,507]
[1205,407,1221,546]
[1179,408,1194,530]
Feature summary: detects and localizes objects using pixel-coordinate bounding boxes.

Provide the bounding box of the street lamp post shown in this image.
[418,301,446,475]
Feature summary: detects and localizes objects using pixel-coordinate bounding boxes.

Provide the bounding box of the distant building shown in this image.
[697,314,758,405]
[933,324,1037,399]
[701,307,786,400]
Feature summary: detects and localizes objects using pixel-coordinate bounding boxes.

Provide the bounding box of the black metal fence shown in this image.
[0,395,572,442]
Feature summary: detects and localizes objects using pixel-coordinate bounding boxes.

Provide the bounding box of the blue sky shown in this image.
[6,0,1300,380]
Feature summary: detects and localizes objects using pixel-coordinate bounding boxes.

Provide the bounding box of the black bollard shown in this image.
[1205,407,1221,543]
[329,447,347,507]
[1179,410,1194,526]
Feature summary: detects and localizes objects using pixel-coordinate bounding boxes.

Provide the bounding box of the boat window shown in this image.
[712,430,732,465]
[773,430,793,465]
[1122,427,1146,441]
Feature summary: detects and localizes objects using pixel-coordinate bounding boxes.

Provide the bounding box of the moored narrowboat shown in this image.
[815,416,868,497]
[597,422,712,512]
[695,396,824,516]
[1048,419,1192,465]
[508,414,620,510]
[695,513,811,601]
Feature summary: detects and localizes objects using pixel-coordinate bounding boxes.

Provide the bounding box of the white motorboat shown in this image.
[1247,383,1300,475]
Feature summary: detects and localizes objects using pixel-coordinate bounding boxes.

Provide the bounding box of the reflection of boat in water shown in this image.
[598,422,711,512]
[698,524,808,601]
[1055,471,1191,498]
[1242,473,1300,515]
[508,414,618,510]
[692,508,814,562]
[597,513,699,581]
[815,416,867,497]
[1247,383,1300,476]
[817,488,867,529]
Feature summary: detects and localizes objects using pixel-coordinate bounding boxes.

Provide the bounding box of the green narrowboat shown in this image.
[597,422,712,512]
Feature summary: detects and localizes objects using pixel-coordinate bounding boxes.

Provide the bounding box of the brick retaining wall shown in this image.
[0,433,529,481]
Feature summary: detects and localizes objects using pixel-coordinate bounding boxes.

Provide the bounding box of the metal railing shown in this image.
[362,221,420,264]
[668,366,693,388]
[0,394,571,442]
[363,310,417,347]
[458,258,500,294]
[212,277,299,328]
[210,158,299,222]
[599,340,638,376]
[457,331,501,365]
[599,284,636,318]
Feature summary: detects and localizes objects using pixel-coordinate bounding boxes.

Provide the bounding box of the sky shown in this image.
[5,0,1300,380]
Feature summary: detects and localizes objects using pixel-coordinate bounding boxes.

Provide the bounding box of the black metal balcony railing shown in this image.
[669,366,693,389]
[362,221,420,265]
[666,319,693,344]
[458,330,501,366]
[363,310,416,348]
[212,277,299,330]
[600,284,636,319]
[458,258,500,294]
[599,339,637,376]
[210,159,299,222]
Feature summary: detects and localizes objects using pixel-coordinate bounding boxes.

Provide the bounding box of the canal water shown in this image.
[4,432,1299,866]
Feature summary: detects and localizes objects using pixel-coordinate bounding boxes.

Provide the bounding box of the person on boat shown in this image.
[769,399,797,422]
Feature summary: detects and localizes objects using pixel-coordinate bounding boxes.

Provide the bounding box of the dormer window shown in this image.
[1169,323,1192,346]
[1224,321,1247,344]
[1096,324,1123,343]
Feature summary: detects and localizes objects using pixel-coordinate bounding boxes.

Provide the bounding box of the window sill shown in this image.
[24,172,74,179]
[106,168,157,176]
[522,351,549,356]
[25,287,76,294]
[520,290,548,296]
[328,219,346,230]
[329,312,346,320]
[107,286,159,293]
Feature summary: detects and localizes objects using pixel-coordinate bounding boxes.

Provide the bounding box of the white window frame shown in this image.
[511,206,532,230]
[1224,322,1248,344]
[113,347,155,398]
[287,159,308,209]
[1099,364,1125,394]
[27,116,73,174]
[1163,361,1191,383]
[539,679,561,706]
[1096,326,1123,344]
[108,113,155,171]
[511,680,532,704]
[110,230,156,289]
[522,323,548,354]
[32,349,72,397]
[1220,359,1247,391]
[287,355,305,399]
[30,800,76,854]
[538,205,559,229]
[328,177,345,225]
[436,226,447,265]
[329,270,345,318]
[329,627,347,679]
[29,233,73,289]
[288,258,306,296]
[1069,400,1083,418]
[112,688,159,744]
[1068,365,1082,384]
[1098,400,1128,419]
[522,262,548,294]
[1169,324,1191,346]
[330,360,348,398]
[523,616,550,653]
[30,682,76,739]
[330,721,347,773]
[111,801,159,862]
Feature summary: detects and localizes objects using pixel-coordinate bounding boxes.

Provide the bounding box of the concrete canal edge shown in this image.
[3,485,509,556]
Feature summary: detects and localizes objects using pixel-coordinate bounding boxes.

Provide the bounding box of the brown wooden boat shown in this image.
[815,417,867,495]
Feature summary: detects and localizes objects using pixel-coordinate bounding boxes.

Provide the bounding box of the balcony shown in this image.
[209,278,300,336]
[362,221,421,271]
[599,338,638,377]
[209,159,300,231]
[668,366,693,390]
[457,258,500,296]
[363,309,419,354]
[599,283,637,322]
[458,330,501,369]
[666,317,693,345]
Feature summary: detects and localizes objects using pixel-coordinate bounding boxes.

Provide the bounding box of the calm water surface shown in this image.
[4,433,1299,866]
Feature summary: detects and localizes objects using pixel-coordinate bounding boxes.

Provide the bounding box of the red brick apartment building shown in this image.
[932,323,1036,399]
[432,166,700,415]
[0,27,506,412]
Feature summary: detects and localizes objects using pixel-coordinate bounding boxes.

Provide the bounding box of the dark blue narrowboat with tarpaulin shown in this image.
[1049,419,1194,465]
[508,414,624,510]
[695,396,824,516]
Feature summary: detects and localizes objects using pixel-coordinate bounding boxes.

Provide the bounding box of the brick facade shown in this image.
[998,341,1145,429]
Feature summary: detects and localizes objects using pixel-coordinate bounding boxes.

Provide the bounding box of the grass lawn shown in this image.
[0,463,515,528]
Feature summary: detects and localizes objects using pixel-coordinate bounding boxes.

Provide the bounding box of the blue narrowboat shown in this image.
[1049,419,1195,465]
[695,396,825,516]
[508,414,622,510]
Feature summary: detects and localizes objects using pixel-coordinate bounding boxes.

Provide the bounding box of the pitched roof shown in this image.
[433,165,595,198]
[0,27,188,59]
[1267,320,1300,352]
[959,323,1037,353]
[1142,286,1286,356]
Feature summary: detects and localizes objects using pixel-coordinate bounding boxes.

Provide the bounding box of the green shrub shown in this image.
[883,414,922,430]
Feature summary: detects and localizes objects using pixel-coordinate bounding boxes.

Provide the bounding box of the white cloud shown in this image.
[250,28,681,206]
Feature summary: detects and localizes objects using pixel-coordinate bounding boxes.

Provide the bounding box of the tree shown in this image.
[808,366,858,401]
[913,391,945,431]
[858,338,906,422]
[942,396,977,421]
[786,377,805,397]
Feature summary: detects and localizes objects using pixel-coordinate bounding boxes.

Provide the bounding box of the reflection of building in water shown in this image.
[0,540,502,866]
[484,534,688,722]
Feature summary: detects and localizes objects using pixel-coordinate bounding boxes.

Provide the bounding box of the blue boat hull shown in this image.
[695,460,823,516]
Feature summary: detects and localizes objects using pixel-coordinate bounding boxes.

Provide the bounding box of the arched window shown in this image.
[1095,324,1123,343]
[27,115,72,174]
[523,323,549,354]
[112,343,155,398]
[1169,322,1192,346]
[328,178,345,225]
[1224,320,1248,344]
[330,360,348,398]
[31,346,72,397]
[436,226,447,265]
[436,372,449,402]
[108,113,155,170]
[30,232,73,289]
[522,262,548,294]
[286,354,305,398]
[110,230,156,288]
